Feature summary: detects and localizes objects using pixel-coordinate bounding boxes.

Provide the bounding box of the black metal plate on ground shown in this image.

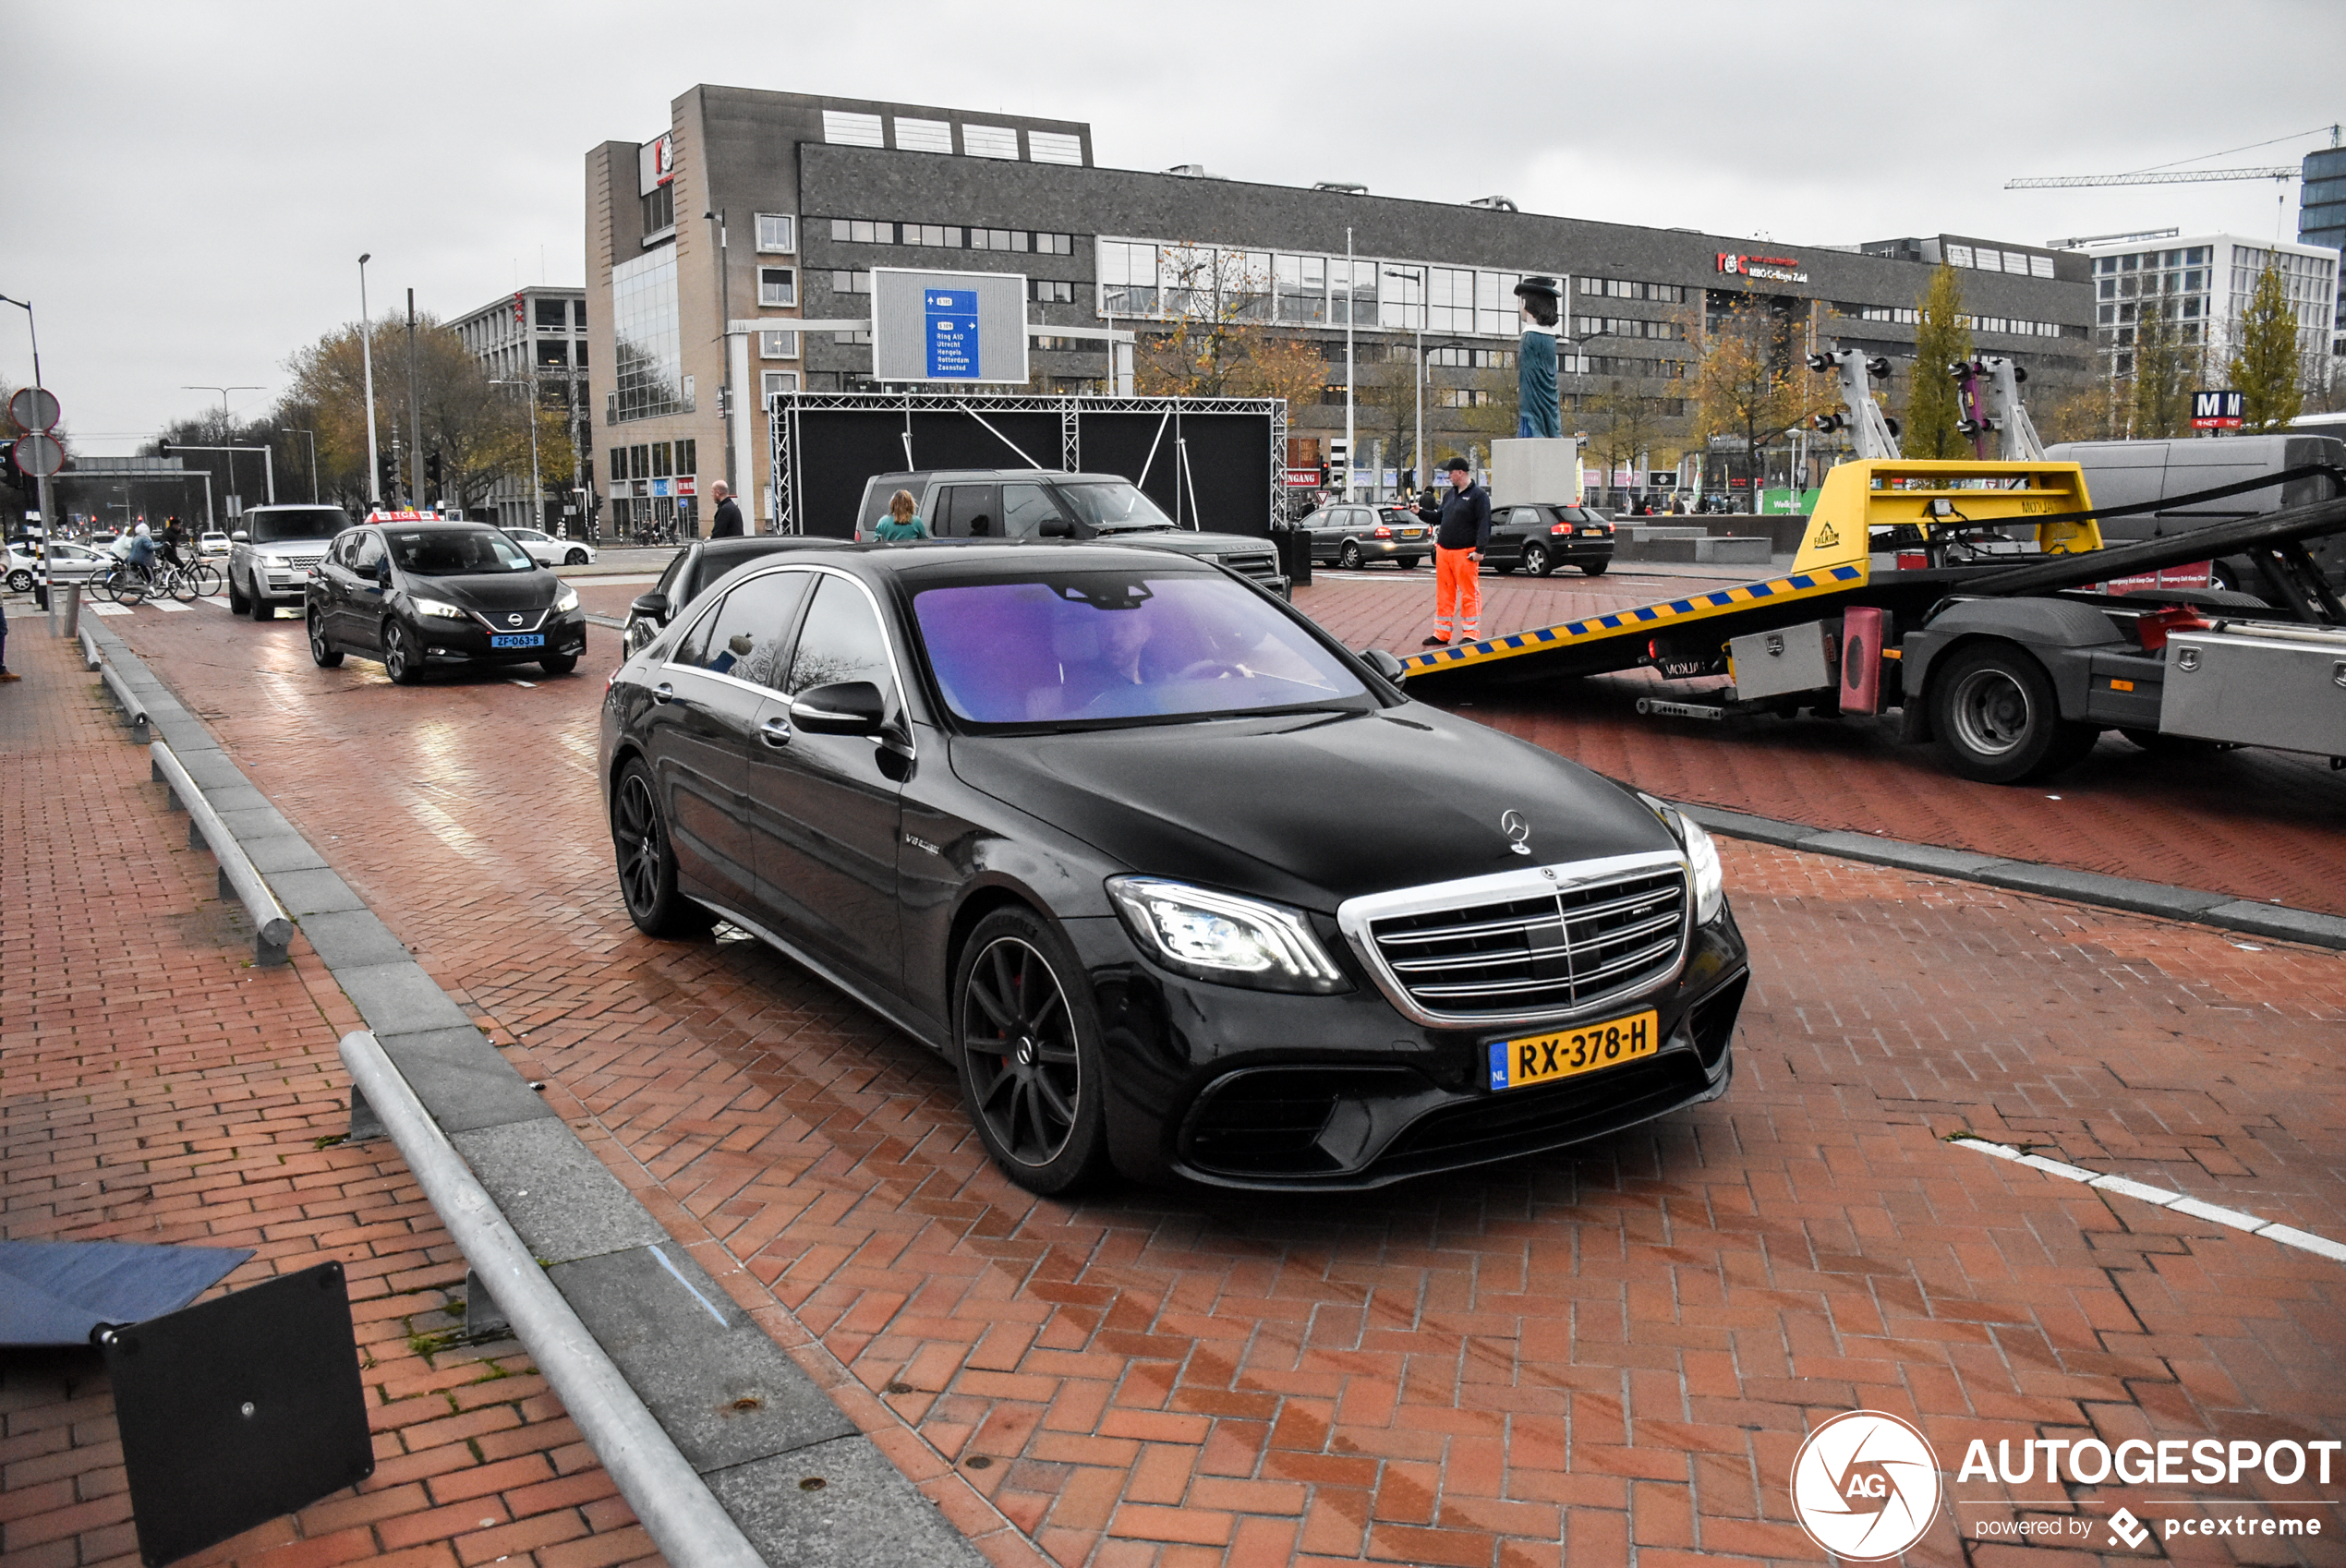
[101,1260,375,1567]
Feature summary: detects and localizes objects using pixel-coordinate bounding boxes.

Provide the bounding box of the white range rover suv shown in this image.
[227,504,348,620]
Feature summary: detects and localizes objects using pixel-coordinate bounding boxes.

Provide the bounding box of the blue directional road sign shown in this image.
[925,290,981,380]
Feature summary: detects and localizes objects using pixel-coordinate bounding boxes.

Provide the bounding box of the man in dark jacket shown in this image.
[1426,457,1490,646]
[707,481,744,538]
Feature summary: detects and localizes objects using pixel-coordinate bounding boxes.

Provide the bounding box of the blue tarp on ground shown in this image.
[0,1240,252,1345]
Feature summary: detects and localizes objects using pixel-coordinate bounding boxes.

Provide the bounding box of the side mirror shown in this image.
[788,680,887,736]
[1359,648,1407,684]
[629,591,671,622]
[1038,518,1074,539]
[230,530,249,543]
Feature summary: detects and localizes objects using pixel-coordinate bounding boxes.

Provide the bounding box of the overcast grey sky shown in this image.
[7,0,2341,449]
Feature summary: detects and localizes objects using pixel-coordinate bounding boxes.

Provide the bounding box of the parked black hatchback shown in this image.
[599,542,1746,1195]
[306,521,586,683]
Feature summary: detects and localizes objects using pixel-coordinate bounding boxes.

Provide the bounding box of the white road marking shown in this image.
[1953,1136,2346,1262]
[508,679,537,688]
[151,600,190,611]
[84,601,129,616]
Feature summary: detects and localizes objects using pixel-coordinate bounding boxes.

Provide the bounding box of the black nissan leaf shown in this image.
[307,521,587,683]
[599,541,1747,1194]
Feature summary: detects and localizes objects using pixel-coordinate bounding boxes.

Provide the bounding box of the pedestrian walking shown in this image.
[0,596,18,681]
[1424,457,1490,647]
[871,488,930,542]
[707,482,744,538]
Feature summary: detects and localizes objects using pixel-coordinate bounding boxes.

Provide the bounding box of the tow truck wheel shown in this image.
[1932,644,2098,784]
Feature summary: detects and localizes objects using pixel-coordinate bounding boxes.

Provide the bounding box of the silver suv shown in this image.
[228,504,348,620]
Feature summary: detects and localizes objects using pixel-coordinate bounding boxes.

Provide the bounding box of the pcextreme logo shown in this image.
[1789,1410,1942,1561]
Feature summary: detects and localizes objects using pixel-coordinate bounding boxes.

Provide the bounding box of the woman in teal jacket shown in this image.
[873,489,930,542]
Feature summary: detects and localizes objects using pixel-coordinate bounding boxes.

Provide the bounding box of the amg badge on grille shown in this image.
[1500,810,1531,856]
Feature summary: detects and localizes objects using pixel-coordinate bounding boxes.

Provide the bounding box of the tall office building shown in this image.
[449,286,591,532]
[2299,140,2346,356]
[2080,233,2338,380]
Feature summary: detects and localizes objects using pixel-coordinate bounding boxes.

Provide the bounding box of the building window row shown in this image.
[1424,346,1516,369]
[822,111,1082,165]
[1574,315,1682,341]
[2098,247,2213,273]
[1101,238,1530,335]
[609,439,698,482]
[1570,353,1687,380]
[826,217,1076,255]
[1945,244,2056,278]
[1032,278,1075,304]
[1573,276,1688,305]
[641,182,674,237]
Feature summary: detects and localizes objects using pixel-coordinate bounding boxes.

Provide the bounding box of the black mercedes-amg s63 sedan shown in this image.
[599,540,1747,1194]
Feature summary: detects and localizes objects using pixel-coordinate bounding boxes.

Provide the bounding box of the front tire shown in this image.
[1522,541,1554,577]
[1337,540,1362,570]
[248,576,274,620]
[539,653,578,675]
[565,549,589,566]
[611,759,711,938]
[1932,644,2098,784]
[953,909,1109,1196]
[308,609,344,668]
[6,569,30,593]
[187,562,222,597]
[381,620,423,685]
[227,571,249,614]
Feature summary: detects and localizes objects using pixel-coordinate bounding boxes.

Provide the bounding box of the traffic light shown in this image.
[157,439,173,457]
[0,444,20,493]
[425,452,442,486]
[378,451,398,493]
[1317,462,1331,487]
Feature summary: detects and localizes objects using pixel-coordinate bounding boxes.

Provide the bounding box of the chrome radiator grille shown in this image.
[1342,854,1689,1026]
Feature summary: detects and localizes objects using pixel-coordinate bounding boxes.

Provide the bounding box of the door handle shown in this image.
[759,716,792,747]
[651,682,674,705]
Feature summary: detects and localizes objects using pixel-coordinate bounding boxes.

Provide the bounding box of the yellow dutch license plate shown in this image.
[1487,1010,1659,1091]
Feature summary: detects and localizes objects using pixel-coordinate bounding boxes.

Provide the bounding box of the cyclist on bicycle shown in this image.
[159,516,188,572]
[124,523,159,589]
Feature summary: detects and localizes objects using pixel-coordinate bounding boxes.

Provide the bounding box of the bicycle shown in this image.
[153,556,220,600]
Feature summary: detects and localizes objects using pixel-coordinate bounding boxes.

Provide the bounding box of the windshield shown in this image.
[914,571,1370,728]
[389,528,537,575]
[1058,480,1179,534]
[248,507,346,544]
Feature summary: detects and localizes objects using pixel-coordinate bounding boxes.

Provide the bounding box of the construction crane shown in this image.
[2005,123,2339,190]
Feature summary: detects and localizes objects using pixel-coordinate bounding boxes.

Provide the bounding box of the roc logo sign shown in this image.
[2192,390,2244,429]
[1789,1411,1942,1560]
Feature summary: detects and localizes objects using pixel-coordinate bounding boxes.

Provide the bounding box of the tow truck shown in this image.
[1397,353,2346,782]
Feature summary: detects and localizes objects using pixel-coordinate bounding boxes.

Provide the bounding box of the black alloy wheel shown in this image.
[953,909,1108,1195]
[611,759,710,937]
[565,549,589,565]
[1338,540,1363,569]
[1932,643,2098,784]
[381,620,423,685]
[1522,541,1554,577]
[308,609,343,669]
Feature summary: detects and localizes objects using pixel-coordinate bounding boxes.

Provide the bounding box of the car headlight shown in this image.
[1638,792,1724,924]
[1106,875,1348,994]
[411,597,467,620]
[554,586,579,613]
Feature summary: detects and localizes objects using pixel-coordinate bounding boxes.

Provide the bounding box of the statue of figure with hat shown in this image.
[1513,276,1563,439]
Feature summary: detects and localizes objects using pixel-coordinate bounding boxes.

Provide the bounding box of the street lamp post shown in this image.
[405,289,422,510]
[183,384,261,516]
[0,291,67,635]
[280,428,318,503]
[358,255,381,505]
[1343,227,1355,503]
[489,377,541,536]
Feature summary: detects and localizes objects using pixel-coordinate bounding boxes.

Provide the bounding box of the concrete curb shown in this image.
[82,618,988,1568]
[150,739,294,964]
[1680,802,2346,950]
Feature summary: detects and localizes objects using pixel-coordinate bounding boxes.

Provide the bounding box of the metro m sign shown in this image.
[2192,390,2244,429]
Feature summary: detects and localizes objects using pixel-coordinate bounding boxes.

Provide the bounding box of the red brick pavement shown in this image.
[0,617,659,1568]
[1290,570,2346,918]
[92,597,2346,1565]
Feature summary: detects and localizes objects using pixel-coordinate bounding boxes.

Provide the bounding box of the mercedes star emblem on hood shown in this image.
[1501,809,1531,855]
